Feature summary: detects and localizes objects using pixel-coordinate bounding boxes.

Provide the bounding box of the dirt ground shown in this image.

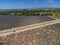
[0,23,60,45]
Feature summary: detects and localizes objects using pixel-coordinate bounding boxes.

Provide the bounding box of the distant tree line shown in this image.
[0,9,60,18]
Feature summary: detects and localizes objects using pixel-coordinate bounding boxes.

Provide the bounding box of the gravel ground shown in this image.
[0,23,60,45]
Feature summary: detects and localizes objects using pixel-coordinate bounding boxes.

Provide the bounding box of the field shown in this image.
[0,16,55,30]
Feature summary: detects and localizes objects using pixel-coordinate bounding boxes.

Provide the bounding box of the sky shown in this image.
[0,0,60,9]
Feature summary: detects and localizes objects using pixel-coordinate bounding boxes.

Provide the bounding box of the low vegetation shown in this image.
[0,9,60,19]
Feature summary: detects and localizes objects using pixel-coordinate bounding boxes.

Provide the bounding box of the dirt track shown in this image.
[0,19,60,36]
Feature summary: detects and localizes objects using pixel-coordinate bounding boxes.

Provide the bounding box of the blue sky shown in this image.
[0,0,60,9]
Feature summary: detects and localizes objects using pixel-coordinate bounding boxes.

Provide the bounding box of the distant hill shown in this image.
[0,8,60,12]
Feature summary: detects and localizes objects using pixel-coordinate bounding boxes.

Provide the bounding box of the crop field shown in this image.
[0,16,55,30]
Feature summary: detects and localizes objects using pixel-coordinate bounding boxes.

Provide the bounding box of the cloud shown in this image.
[47,0,54,3]
[34,0,37,3]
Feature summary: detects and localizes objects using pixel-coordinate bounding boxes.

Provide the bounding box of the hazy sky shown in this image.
[0,0,60,9]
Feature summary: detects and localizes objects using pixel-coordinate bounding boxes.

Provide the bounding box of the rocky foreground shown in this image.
[0,23,60,45]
